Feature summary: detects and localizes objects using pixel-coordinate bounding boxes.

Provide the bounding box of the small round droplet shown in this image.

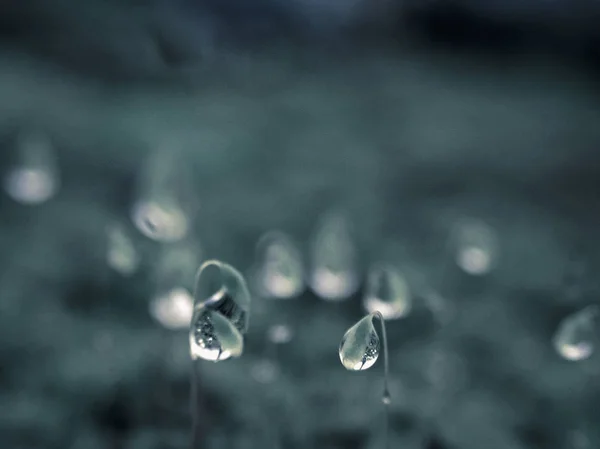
[194,260,251,334]
[251,359,280,384]
[4,130,59,205]
[554,305,600,361]
[363,264,411,320]
[267,324,293,344]
[254,231,304,299]
[339,314,380,371]
[382,393,391,405]
[454,220,497,275]
[132,200,188,243]
[189,308,244,362]
[309,210,359,301]
[150,287,193,330]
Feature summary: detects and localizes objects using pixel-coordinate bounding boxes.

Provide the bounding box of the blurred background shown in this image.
[1,1,600,448]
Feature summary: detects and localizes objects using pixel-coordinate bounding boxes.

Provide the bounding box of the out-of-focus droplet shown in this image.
[106,223,139,276]
[193,260,251,334]
[268,324,293,344]
[150,239,201,330]
[3,130,59,204]
[309,210,359,300]
[254,231,304,299]
[363,264,411,320]
[150,287,194,330]
[339,314,380,371]
[251,359,280,384]
[454,219,498,275]
[131,149,191,242]
[189,308,244,361]
[554,305,600,361]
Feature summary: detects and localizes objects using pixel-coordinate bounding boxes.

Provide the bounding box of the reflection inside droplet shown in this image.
[363,264,411,320]
[255,231,304,299]
[190,308,244,361]
[309,210,359,301]
[554,305,600,361]
[131,200,188,242]
[107,224,139,276]
[150,287,194,330]
[339,314,380,371]
[454,220,497,275]
[268,324,293,344]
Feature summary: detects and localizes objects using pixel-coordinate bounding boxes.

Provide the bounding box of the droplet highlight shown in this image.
[309,210,359,300]
[189,308,244,361]
[3,130,59,205]
[363,264,412,320]
[254,231,304,299]
[554,305,600,361]
[106,223,139,276]
[339,314,380,371]
[454,219,497,275]
[131,149,191,242]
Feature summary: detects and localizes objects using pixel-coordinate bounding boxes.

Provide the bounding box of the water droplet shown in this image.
[554,305,600,361]
[131,149,191,242]
[3,130,59,204]
[267,324,293,344]
[150,287,194,330]
[339,314,380,371]
[189,308,244,361]
[106,223,139,276]
[309,210,359,300]
[454,220,497,275]
[150,239,200,329]
[363,264,411,320]
[194,260,251,334]
[254,231,304,299]
[382,392,391,405]
[251,359,280,384]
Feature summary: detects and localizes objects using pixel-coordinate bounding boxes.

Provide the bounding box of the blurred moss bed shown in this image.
[0,44,600,449]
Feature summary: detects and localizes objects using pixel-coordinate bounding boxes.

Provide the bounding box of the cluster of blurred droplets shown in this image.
[4,130,600,434]
[4,129,600,367]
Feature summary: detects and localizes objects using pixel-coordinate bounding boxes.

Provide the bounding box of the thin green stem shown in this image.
[190,359,201,449]
[372,311,390,449]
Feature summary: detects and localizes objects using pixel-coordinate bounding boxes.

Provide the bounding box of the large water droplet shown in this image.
[554,305,600,361]
[106,223,139,276]
[309,210,359,300]
[189,308,244,361]
[3,130,59,205]
[254,231,304,299]
[131,149,191,242]
[339,314,380,371]
[194,260,251,334]
[363,264,411,320]
[454,219,497,275]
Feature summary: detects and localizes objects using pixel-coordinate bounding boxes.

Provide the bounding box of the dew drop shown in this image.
[254,231,304,299]
[554,305,600,361]
[454,219,497,275]
[3,130,59,205]
[363,264,411,320]
[339,314,380,371]
[267,324,294,344]
[194,260,251,334]
[251,359,280,384]
[150,287,194,330]
[189,308,244,361]
[131,149,191,242]
[106,223,139,276]
[309,210,359,300]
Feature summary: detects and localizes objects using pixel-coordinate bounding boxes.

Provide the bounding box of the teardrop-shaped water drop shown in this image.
[363,264,411,320]
[309,210,359,300]
[4,130,60,205]
[106,223,139,276]
[554,305,600,361]
[454,219,498,275]
[339,314,380,371]
[131,149,192,242]
[194,260,251,334]
[254,231,304,299]
[189,308,244,361]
